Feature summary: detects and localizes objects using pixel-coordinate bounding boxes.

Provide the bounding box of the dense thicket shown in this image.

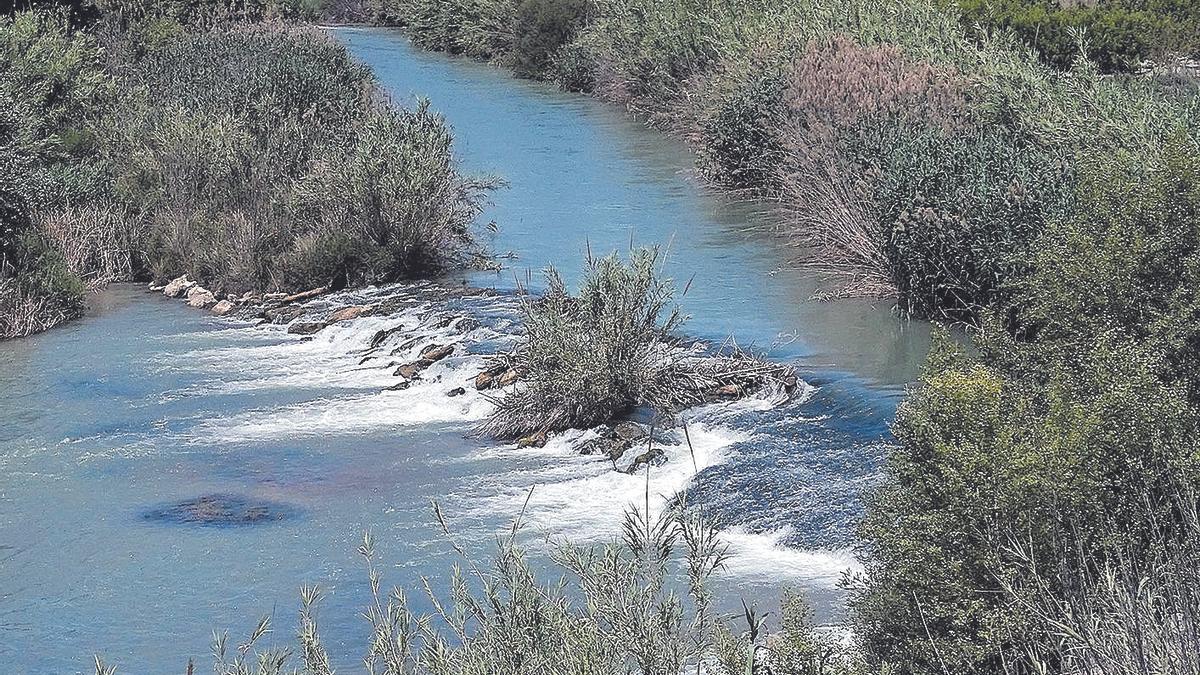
[953,0,1200,72]
[0,6,490,338]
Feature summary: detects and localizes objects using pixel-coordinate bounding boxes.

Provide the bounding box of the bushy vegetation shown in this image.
[952,0,1200,73]
[480,247,793,439]
[0,4,490,338]
[852,138,1200,673]
[0,10,120,338]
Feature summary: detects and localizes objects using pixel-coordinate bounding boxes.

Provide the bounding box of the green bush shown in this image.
[954,0,1200,73]
[480,247,793,439]
[853,138,1200,673]
[853,117,1073,319]
[509,0,586,78]
[481,248,685,437]
[104,24,493,293]
[697,67,786,192]
[853,329,1200,673]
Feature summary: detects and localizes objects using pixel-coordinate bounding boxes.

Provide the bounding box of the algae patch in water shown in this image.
[142,494,299,527]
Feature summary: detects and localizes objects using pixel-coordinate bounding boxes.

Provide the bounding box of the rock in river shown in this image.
[186,286,216,308]
[420,343,454,362]
[330,305,368,322]
[142,494,297,527]
[210,299,236,316]
[287,321,327,336]
[623,448,668,474]
[163,275,195,298]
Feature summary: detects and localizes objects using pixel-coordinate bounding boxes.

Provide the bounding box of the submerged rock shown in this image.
[369,325,407,350]
[447,387,466,397]
[420,343,454,362]
[474,364,508,390]
[163,275,195,298]
[264,305,305,324]
[517,429,548,449]
[623,447,668,474]
[614,421,648,441]
[142,494,296,527]
[384,381,411,391]
[288,321,327,336]
[330,305,368,322]
[709,383,743,399]
[394,362,427,379]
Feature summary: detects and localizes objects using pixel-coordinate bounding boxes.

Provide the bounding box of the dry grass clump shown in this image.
[997,487,1200,675]
[0,280,73,339]
[36,205,137,290]
[772,36,971,301]
[477,247,795,439]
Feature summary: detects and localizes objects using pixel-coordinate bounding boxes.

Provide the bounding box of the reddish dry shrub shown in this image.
[784,34,968,136]
[776,36,971,299]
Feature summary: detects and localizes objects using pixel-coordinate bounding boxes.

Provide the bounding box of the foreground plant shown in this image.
[176,486,861,675]
[478,247,795,439]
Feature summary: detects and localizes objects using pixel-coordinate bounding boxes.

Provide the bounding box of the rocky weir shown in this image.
[150,274,803,473]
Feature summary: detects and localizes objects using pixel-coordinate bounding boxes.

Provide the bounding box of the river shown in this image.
[0,28,929,673]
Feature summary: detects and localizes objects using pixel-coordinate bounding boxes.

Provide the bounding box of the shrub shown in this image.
[481,247,685,437]
[696,64,786,192]
[856,117,1073,319]
[954,0,1200,73]
[853,141,1200,673]
[852,330,1200,673]
[509,0,586,78]
[105,24,494,293]
[480,247,793,439]
[775,36,976,304]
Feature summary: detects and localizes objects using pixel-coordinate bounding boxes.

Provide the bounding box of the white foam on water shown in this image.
[717,526,861,586]
[465,421,750,542]
[188,354,495,443]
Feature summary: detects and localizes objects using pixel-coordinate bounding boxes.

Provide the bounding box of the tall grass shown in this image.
[479,247,794,439]
[106,22,496,294]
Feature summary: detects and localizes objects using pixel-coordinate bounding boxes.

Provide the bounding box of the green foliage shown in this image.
[1,9,492,337]
[697,67,786,191]
[854,117,1073,319]
[954,0,1200,73]
[509,0,586,78]
[482,247,684,437]
[854,141,1200,673]
[105,24,493,293]
[0,12,109,336]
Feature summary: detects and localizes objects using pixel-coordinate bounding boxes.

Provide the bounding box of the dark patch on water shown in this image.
[142,494,299,527]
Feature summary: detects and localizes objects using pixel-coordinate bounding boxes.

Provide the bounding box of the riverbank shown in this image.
[0,9,491,340]
[373,0,1197,322]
